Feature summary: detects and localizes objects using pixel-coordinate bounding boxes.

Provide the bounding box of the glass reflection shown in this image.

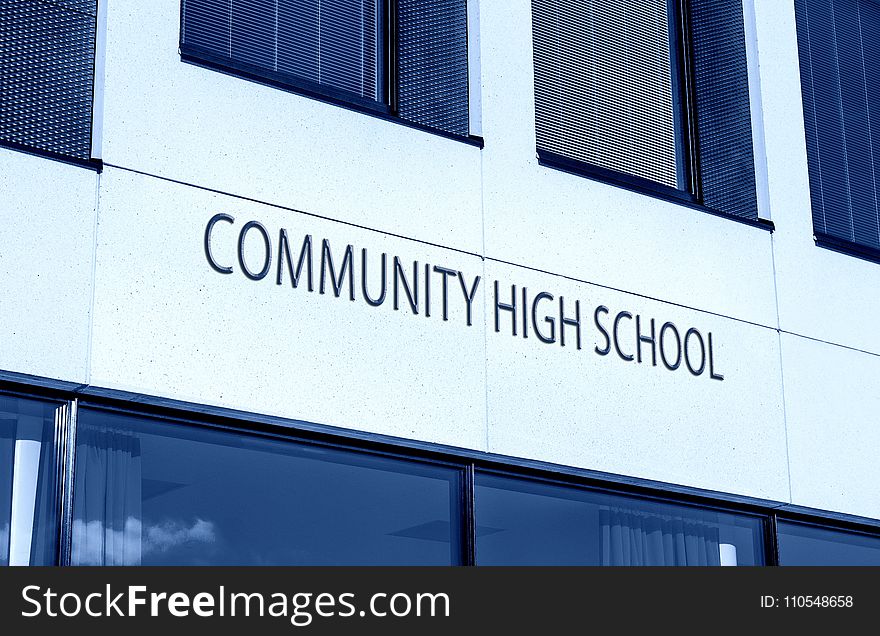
[71,409,462,565]
[475,473,765,566]
[0,395,60,566]
[778,520,880,565]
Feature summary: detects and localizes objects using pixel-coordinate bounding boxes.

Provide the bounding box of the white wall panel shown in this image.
[88,168,487,449]
[484,259,789,501]
[783,333,880,519]
[0,150,96,384]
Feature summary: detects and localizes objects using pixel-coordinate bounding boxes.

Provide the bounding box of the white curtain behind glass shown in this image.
[72,423,142,565]
[600,506,722,566]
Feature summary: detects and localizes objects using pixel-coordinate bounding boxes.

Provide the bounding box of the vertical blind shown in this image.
[0,0,97,160]
[796,0,880,250]
[532,0,681,190]
[182,0,381,102]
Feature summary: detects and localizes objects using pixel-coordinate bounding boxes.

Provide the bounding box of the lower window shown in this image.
[777,520,880,566]
[70,408,464,565]
[475,472,765,565]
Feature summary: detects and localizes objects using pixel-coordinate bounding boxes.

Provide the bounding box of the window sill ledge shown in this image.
[537,150,774,232]
[815,232,880,266]
[0,140,102,172]
[180,48,484,149]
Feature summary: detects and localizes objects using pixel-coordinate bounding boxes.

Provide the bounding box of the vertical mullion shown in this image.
[463,463,476,566]
[56,399,78,566]
[387,0,398,113]
[677,0,702,200]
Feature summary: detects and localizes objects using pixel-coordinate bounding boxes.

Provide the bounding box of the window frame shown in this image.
[177,0,484,147]
[534,1,698,202]
[532,0,772,230]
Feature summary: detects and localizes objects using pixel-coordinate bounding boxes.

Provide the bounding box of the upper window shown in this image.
[795,0,880,260]
[531,0,760,220]
[180,0,471,137]
[0,0,98,163]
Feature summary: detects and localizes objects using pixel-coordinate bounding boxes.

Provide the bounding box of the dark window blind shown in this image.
[0,0,97,161]
[796,0,880,251]
[532,0,681,190]
[690,0,758,219]
[397,0,469,136]
[181,0,381,103]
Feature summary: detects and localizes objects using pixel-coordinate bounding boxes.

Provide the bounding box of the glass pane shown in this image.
[476,473,764,565]
[71,409,462,565]
[0,395,60,566]
[778,521,880,565]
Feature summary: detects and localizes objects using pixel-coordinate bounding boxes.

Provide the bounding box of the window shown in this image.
[70,408,465,565]
[795,0,880,260]
[179,0,471,137]
[531,0,759,220]
[0,395,62,566]
[778,520,880,565]
[475,472,766,565]
[0,0,98,162]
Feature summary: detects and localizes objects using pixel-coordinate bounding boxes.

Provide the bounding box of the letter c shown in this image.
[613,311,634,361]
[205,213,235,274]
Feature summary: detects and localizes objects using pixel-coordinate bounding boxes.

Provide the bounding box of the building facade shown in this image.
[1,0,880,565]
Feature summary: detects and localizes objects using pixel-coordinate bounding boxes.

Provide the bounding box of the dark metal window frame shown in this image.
[534,0,772,232]
[2,378,879,567]
[178,0,484,148]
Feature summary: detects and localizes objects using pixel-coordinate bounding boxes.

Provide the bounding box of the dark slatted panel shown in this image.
[531,0,680,189]
[0,0,97,160]
[181,0,231,56]
[690,0,759,219]
[397,0,469,136]
[795,0,880,249]
[182,0,380,102]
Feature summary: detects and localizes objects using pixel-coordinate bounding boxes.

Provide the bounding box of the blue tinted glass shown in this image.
[71,409,462,565]
[0,395,60,566]
[475,473,764,566]
[778,521,880,565]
